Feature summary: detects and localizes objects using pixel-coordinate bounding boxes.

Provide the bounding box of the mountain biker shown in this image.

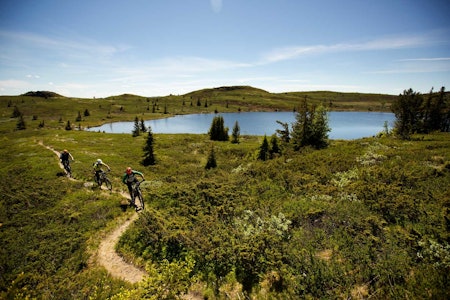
[60,149,74,175]
[93,159,111,183]
[122,167,145,209]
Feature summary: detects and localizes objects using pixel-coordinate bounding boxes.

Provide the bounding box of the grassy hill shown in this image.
[0,86,396,131]
[0,88,449,299]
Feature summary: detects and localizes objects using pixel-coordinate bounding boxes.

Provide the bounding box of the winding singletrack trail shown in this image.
[38,141,146,284]
[97,213,145,283]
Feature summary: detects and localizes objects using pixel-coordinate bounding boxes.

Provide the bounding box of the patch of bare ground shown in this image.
[96,213,146,283]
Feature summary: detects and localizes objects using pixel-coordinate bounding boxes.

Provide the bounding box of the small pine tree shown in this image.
[132,116,140,137]
[257,135,269,161]
[205,145,217,169]
[140,118,147,133]
[276,120,290,143]
[291,100,312,150]
[16,115,26,130]
[208,116,229,141]
[291,100,329,150]
[142,127,156,166]
[231,121,240,144]
[65,120,72,130]
[76,111,82,122]
[269,134,281,158]
[84,108,90,116]
[12,106,22,118]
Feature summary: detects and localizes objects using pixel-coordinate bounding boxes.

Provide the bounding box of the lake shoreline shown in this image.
[87,111,395,140]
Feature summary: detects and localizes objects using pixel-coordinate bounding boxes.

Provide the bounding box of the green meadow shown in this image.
[1,87,449,299]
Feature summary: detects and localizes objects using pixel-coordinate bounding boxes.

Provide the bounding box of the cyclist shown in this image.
[60,149,74,176]
[93,159,111,183]
[122,167,145,209]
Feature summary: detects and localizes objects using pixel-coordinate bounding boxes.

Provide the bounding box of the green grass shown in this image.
[0,86,396,132]
[0,89,449,299]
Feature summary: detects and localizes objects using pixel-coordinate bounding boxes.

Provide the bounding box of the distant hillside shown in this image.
[105,93,144,99]
[182,86,397,112]
[22,91,64,98]
[186,85,269,96]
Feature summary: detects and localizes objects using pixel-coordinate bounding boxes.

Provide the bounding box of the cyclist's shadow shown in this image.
[119,199,135,212]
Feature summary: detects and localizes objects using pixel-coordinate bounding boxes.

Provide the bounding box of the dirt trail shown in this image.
[97,213,145,283]
[38,141,146,283]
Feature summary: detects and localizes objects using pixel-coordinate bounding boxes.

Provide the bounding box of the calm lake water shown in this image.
[87,111,395,140]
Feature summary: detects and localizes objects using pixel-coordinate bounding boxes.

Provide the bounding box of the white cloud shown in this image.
[0,30,125,58]
[260,34,437,64]
[0,79,29,89]
[367,57,450,74]
[397,57,450,62]
[26,74,40,79]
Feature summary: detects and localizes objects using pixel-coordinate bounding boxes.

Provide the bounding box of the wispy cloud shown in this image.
[260,34,437,64]
[0,79,30,91]
[0,30,126,57]
[148,56,251,73]
[366,57,450,74]
[397,57,450,62]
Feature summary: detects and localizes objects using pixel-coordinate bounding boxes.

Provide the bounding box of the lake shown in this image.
[86,111,395,140]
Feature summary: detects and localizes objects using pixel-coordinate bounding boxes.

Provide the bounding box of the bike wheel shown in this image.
[136,189,144,210]
[104,178,112,191]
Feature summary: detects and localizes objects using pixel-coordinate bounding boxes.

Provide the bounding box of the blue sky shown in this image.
[1,0,449,98]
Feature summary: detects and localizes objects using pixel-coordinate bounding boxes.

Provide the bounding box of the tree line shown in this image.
[392,87,449,139]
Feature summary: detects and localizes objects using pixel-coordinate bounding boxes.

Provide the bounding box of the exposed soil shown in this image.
[38,141,146,283]
[97,213,145,283]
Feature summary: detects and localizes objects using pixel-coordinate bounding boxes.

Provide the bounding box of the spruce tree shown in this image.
[65,120,72,130]
[12,106,22,118]
[310,105,330,149]
[257,135,269,161]
[76,111,82,122]
[16,115,26,130]
[208,116,229,141]
[275,120,290,143]
[132,116,140,137]
[269,134,281,158]
[231,121,240,144]
[140,118,147,133]
[205,145,217,169]
[291,100,329,149]
[142,127,156,166]
[291,99,312,150]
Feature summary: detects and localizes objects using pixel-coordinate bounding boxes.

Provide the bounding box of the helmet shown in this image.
[97,159,102,164]
[126,167,132,175]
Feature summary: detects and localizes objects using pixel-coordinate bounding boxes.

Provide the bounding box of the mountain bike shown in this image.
[95,170,112,191]
[131,180,145,211]
[61,160,72,177]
